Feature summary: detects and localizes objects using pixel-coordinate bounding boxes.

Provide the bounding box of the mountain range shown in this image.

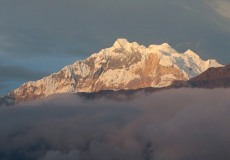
[0,38,227,105]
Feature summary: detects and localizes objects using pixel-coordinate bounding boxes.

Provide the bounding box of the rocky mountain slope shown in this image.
[172,64,230,88]
[5,38,223,103]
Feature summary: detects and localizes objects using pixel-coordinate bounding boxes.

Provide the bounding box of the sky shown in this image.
[1,0,230,95]
[0,88,230,160]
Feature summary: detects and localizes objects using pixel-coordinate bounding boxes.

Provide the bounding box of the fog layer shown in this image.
[0,88,230,160]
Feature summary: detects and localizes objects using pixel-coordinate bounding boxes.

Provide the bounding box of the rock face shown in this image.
[8,38,222,103]
[172,64,230,88]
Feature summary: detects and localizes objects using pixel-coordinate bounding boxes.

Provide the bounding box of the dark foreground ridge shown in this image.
[0,87,166,106]
[171,64,230,88]
[77,87,167,101]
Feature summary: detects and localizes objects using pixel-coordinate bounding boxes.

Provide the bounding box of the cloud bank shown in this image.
[0,88,230,160]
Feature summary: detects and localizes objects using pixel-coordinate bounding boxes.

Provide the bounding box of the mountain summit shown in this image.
[8,38,222,103]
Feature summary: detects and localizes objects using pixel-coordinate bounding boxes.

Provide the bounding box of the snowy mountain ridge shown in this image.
[8,38,223,103]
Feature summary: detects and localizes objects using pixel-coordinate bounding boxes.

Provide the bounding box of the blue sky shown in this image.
[1,0,230,95]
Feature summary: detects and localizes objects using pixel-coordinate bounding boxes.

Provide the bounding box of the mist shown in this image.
[0,88,230,160]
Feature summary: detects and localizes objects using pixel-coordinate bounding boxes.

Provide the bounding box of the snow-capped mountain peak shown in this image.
[8,38,223,103]
[184,49,200,58]
[113,38,129,47]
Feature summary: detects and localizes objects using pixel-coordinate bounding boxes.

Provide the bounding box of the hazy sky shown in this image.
[1,0,230,95]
